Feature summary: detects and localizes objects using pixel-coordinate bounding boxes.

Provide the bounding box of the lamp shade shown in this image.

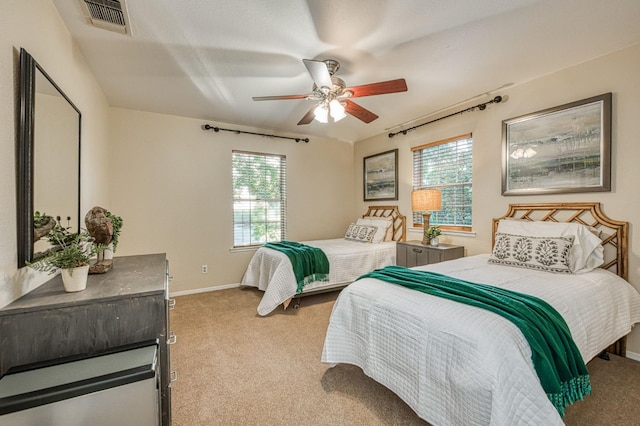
[329,99,347,122]
[313,104,328,123]
[411,189,442,212]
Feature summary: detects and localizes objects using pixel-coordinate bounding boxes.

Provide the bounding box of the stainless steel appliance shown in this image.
[0,341,160,426]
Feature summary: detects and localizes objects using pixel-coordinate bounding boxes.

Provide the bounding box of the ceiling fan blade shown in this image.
[252,94,310,101]
[297,105,318,125]
[344,99,378,123]
[303,59,333,89]
[346,78,407,98]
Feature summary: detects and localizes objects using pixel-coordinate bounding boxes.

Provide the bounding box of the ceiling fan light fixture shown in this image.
[314,103,329,123]
[252,58,408,126]
[329,100,347,122]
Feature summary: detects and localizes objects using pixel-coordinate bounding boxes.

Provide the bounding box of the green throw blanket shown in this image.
[264,241,329,293]
[357,265,591,417]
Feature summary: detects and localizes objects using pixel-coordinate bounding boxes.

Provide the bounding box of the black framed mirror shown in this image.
[17,48,81,267]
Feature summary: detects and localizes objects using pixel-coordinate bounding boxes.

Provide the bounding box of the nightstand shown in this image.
[396,240,464,267]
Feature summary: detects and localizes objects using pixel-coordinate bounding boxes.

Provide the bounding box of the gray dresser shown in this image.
[0,253,172,425]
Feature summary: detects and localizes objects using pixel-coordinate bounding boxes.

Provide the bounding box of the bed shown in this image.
[322,203,640,425]
[241,206,406,315]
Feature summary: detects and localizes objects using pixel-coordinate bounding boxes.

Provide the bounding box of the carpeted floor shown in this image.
[169,288,640,425]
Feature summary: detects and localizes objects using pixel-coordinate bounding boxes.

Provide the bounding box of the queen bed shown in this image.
[241,205,406,316]
[321,203,640,425]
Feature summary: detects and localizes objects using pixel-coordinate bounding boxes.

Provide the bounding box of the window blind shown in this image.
[232,150,287,247]
[412,134,472,230]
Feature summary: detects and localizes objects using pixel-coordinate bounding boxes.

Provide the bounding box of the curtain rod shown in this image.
[201,124,310,143]
[388,96,503,139]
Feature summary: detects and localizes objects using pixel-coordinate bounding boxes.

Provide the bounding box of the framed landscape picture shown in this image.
[363,149,398,201]
[502,93,611,195]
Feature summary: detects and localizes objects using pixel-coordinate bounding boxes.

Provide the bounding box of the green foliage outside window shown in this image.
[413,136,472,228]
[232,151,286,246]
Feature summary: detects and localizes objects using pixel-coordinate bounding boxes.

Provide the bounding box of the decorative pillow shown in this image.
[488,232,574,274]
[344,224,378,243]
[496,220,604,273]
[356,217,392,243]
[358,216,394,241]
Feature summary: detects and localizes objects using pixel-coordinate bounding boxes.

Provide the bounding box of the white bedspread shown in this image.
[241,239,396,316]
[321,254,640,425]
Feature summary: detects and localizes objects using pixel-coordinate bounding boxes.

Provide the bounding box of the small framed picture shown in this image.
[363,149,398,201]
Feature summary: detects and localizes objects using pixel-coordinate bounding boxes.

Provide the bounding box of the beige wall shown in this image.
[0,1,110,308]
[108,108,355,294]
[354,42,640,354]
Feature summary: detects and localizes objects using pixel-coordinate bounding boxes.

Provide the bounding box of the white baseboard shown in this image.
[170,282,240,297]
[625,351,640,361]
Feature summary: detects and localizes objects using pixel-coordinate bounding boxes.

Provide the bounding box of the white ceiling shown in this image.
[52,0,640,143]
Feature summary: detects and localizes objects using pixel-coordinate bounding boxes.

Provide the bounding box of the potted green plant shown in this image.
[426,226,441,246]
[105,210,123,257]
[28,225,104,292]
[33,211,56,241]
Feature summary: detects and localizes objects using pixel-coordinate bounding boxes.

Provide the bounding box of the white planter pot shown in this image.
[61,265,90,292]
[430,237,440,247]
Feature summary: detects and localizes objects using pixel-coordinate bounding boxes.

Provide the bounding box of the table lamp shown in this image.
[411,189,442,245]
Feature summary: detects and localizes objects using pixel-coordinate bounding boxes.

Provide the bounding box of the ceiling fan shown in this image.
[252,59,408,125]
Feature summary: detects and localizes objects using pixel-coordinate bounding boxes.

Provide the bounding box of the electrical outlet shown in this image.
[201,265,208,274]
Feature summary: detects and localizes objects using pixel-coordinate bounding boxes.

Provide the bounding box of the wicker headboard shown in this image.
[492,203,628,280]
[363,205,406,242]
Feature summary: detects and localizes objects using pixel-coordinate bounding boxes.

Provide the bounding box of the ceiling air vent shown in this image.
[80,0,131,35]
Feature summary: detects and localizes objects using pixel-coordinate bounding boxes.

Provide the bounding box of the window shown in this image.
[412,133,473,231]
[232,151,287,247]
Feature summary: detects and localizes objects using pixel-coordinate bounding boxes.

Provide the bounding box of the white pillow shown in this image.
[356,217,392,243]
[496,220,604,273]
[488,232,574,274]
[358,216,394,241]
[344,223,377,243]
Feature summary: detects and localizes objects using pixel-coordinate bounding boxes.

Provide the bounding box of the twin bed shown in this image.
[321,203,640,425]
[241,205,406,315]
